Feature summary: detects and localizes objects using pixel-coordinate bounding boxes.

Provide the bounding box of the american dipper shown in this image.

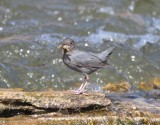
[58,38,115,94]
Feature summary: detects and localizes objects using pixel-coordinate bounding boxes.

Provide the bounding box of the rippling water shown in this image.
[0,0,160,91]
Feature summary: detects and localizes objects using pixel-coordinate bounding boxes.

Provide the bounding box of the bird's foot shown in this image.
[68,89,88,95]
[74,89,88,95]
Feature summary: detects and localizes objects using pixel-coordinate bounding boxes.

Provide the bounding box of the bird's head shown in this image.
[58,38,75,53]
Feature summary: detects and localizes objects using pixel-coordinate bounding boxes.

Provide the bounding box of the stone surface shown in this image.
[0,89,111,116]
[0,89,160,125]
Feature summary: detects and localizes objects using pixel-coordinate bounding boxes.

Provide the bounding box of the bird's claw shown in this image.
[68,89,88,95]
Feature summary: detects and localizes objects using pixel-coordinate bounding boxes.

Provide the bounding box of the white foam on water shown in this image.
[87,28,128,44]
[87,28,160,49]
[133,34,160,49]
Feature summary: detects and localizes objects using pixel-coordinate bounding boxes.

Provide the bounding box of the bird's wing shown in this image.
[69,51,106,68]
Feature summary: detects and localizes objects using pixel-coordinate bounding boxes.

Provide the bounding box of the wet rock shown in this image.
[106,91,160,115]
[0,89,160,125]
[145,89,160,99]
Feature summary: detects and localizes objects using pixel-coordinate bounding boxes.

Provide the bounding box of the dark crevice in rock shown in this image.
[60,104,106,114]
[0,98,107,117]
[0,109,32,117]
[0,105,106,117]
[1,99,33,107]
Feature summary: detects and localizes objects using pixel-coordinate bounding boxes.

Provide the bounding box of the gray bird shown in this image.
[58,38,115,94]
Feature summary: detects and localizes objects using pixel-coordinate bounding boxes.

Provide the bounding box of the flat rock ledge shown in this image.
[0,89,160,125]
[0,89,110,116]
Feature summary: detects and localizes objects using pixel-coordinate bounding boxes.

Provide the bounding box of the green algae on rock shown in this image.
[103,81,131,92]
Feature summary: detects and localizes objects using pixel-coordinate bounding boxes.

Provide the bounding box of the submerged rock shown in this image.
[103,81,131,92]
[138,77,160,90]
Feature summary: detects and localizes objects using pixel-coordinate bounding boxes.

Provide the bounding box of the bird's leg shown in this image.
[69,80,85,93]
[77,83,85,91]
[69,74,90,94]
[68,82,85,93]
[74,74,90,94]
[70,82,86,94]
[80,75,89,92]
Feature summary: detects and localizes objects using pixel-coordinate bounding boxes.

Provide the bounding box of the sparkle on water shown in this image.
[0,0,160,91]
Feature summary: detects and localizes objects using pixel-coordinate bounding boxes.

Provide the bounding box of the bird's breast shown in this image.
[63,53,77,70]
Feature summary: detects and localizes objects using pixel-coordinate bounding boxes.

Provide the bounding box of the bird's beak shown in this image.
[57,45,63,49]
[57,44,70,51]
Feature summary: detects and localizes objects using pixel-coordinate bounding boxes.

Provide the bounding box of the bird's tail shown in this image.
[98,47,116,62]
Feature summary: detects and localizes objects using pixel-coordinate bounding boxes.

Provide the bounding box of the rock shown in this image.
[103,81,131,92]
[0,89,111,116]
[0,89,160,125]
[106,91,160,115]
